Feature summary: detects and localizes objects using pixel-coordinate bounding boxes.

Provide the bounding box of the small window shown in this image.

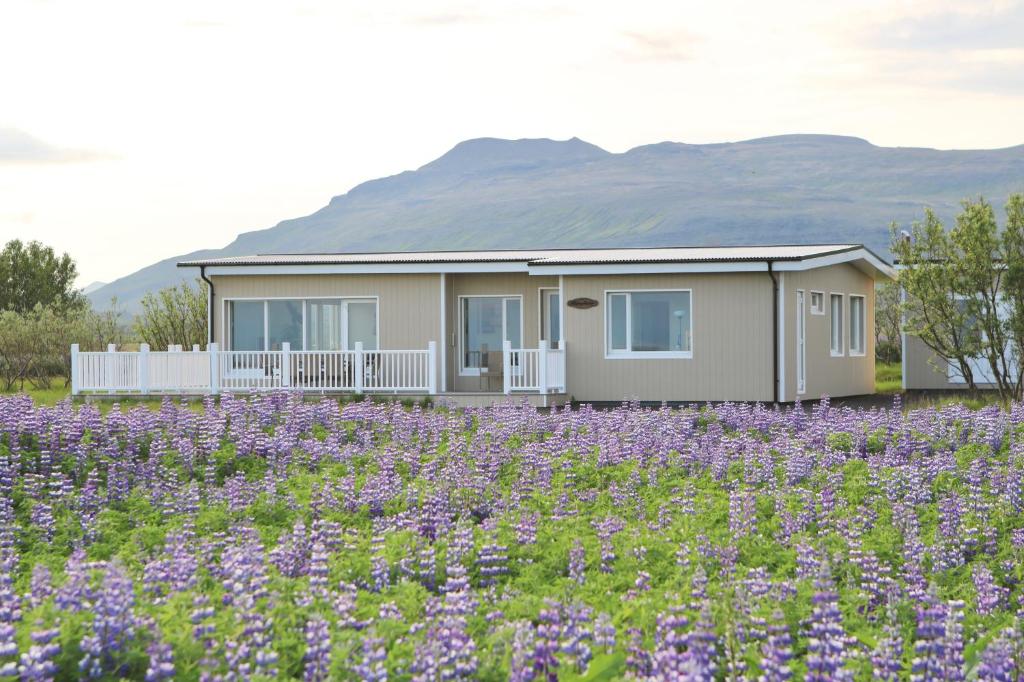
[810,291,825,315]
[829,294,844,356]
[606,290,692,357]
[849,295,865,355]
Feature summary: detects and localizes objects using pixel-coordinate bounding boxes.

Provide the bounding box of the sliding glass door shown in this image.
[227,299,378,351]
[460,296,522,374]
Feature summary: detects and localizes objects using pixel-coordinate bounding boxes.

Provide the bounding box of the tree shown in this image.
[0,239,84,313]
[132,280,208,350]
[874,281,901,364]
[893,194,1024,401]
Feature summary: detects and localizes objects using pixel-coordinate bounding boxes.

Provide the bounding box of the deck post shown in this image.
[139,343,150,395]
[538,339,548,394]
[107,344,116,395]
[502,340,512,395]
[281,342,291,388]
[427,341,437,394]
[354,342,364,394]
[70,344,80,396]
[192,344,200,352]
[208,342,220,395]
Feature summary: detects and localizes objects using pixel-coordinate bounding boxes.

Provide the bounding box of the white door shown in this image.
[796,290,806,395]
[541,290,561,349]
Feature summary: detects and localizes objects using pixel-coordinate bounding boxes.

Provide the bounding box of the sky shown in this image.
[1,0,1023,287]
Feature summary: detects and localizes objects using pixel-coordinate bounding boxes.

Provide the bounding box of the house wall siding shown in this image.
[562,272,774,402]
[211,274,442,352]
[779,264,875,401]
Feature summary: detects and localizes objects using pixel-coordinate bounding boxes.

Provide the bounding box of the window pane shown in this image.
[830,294,843,353]
[608,294,627,351]
[229,301,264,351]
[504,298,522,349]
[347,300,378,350]
[850,297,864,353]
[463,297,504,369]
[548,293,561,344]
[306,300,342,351]
[267,300,303,351]
[630,291,691,352]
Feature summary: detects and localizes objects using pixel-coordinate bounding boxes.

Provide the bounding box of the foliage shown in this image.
[874,281,901,363]
[0,239,84,313]
[892,194,1024,400]
[0,303,129,390]
[0,394,1022,680]
[132,279,208,350]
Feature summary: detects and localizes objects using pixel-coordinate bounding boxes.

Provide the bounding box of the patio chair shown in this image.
[479,345,504,391]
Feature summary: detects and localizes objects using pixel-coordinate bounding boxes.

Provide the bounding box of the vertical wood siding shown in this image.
[562,273,774,402]
[211,274,442,352]
[780,264,876,401]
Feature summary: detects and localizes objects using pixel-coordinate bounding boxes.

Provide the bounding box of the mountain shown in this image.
[80,281,108,295]
[89,134,1024,311]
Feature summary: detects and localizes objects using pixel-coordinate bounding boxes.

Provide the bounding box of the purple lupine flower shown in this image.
[17,627,60,681]
[871,619,903,682]
[144,639,175,681]
[805,569,852,681]
[973,564,1008,615]
[353,632,387,681]
[303,616,331,682]
[79,561,137,679]
[568,540,586,585]
[594,613,616,653]
[976,628,1017,682]
[759,610,792,682]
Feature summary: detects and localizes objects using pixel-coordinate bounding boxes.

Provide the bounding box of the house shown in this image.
[83,243,887,405]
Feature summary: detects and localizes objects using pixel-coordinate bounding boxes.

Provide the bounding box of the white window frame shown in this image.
[810,291,825,315]
[848,294,866,356]
[604,288,694,359]
[829,293,844,357]
[222,296,380,352]
[538,288,561,349]
[458,294,523,376]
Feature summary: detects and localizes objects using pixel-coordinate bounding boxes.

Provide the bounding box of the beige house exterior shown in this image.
[179,245,894,404]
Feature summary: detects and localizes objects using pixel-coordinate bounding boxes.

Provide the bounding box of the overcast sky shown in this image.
[2,0,1023,286]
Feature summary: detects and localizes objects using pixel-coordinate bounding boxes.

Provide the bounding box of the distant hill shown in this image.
[80,281,107,296]
[89,134,1024,311]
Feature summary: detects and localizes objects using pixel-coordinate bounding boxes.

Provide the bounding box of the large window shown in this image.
[229,301,264,351]
[226,298,378,351]
[460,296,522,373]
[829,294,844,356]
[849,295,865,355]
[606,290,692,358]
[267,300,302,351]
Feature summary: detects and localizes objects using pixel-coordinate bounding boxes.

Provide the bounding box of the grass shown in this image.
[875,361,902,394]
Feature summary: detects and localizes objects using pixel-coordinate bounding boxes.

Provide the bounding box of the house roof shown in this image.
[179,244,895,279]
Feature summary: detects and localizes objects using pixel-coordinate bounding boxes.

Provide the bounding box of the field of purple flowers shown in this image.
[0,393,1022,680]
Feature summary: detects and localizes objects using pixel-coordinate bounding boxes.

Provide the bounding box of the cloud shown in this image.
[405,11,488,26]
[621,29,702,63]
[864,2,1024,51]
[0,128,109,164]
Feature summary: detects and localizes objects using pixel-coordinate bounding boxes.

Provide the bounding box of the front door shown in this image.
[541,290,561,349]
[460,296,523,375]
[796,290,806,395]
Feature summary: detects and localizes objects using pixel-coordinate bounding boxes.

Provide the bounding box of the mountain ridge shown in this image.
[89,134,1024,311]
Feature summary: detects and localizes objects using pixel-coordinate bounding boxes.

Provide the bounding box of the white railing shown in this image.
[502,340,566,394]
[363,349,434,392]
[71,341,438,395]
